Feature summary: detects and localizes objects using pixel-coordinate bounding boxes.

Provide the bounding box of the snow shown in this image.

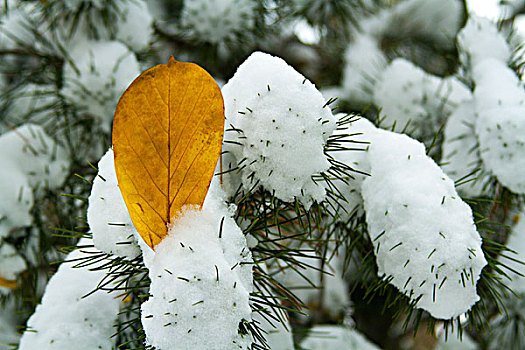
[273,252,350,320]
[252,309,294,350]
[471,59,523,111]
[0,243,26,282]
[4,84,58,130]
[0,301,20,349]
[502,213,525,294]
[374,58,471,141]
[300,325,379,350]
[389,0,463,49]
[475,106,525,194]
[87,148,140,258]
[325,116,375,220]
[466,0,501,21]
[18,238,121,350]
[61,40,140,133]
[181,0,256,45]
[361,127,487,319]
[0,1,34,50]
[441,100,489,198]
[0,124,68,240]
[457,16,511,68]
[141,184,253,350]
[115,0,153,52]
[222,52,336,208]
[470,59,525,194]
[341,34,387,108]
[327,117,488,318]
[435,328,478,350]
[456,15,525,194]
[341,0,462,107]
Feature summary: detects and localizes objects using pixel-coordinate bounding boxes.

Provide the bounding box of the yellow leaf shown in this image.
[113,57,225,249]
[0,276,17,289]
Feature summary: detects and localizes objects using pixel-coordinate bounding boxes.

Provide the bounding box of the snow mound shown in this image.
[341,34,387,109]
[374,58,471,141]
[61,40,139,133]
[0,124,68,240]
[115,0,153,52]
[471,59,525,194]
[141,185,253,350]
[458,16,511,67]
[87,148,140,258]
[181,0,255,45]
[361,127,487,319]
[19,239,121,350]
[0,243,26,294]
[441,100,489,198]
[222,51,336,208]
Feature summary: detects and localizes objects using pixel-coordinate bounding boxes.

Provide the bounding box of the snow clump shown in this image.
[374,58,471,142]
[61,40,140,133]
[141,184,254,350]
[441,100,489,198]
[114,0,154,52]
[458,17,525,194]
[87,148,141,258]
[457,16,511,68]
[18,238,121,350]
[0,124,68,241]
[222,51,336,209]
[0,243,26,294]
[341,34,388,109]
[273,252,350,320]
[471,59,525,194]
[361,125,487,319]
[181,0,256,45]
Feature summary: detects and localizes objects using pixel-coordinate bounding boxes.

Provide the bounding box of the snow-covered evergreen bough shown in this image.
[2,0,525,349]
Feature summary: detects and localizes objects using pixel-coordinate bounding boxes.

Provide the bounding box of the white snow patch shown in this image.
[273,252,350,320]
[471,59,525,194]
[441,100,489,198]
[115,0,153,52]
[374,58,471,141]
[61,40,140,133]
[181,0,255,45]
[0,124,68,240]
[301,325,380,350]
[19,238,121,350]
[141,185,253,350]
[361,127,487,319]
[458,16,510,67]
[0,243,26,282]
[87,148,140,258]
[222,51,336,208]
[341,34,387,109]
